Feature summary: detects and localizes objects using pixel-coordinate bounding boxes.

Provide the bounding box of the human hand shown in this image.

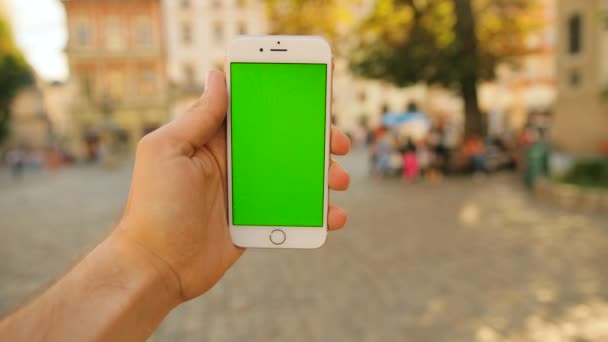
[115,70,351,303]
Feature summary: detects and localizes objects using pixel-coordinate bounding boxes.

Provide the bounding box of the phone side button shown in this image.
[269,229,286,245]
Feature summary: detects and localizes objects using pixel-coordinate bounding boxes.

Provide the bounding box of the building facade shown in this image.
[553,0,608,155]
[477,0,558,137]
[62,0,169,157]
[162,0,267,118]
[163,0,267,85]
[8,84,52,150]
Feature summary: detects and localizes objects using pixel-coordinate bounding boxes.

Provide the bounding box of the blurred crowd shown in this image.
[2,125,134,180]
[3,146,75,179]
[358,104,552,185]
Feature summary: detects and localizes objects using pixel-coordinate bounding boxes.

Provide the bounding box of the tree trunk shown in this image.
[461,74,485,137]
[454,0,485,137]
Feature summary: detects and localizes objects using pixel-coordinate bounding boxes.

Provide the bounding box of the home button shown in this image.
[270,229,286,245]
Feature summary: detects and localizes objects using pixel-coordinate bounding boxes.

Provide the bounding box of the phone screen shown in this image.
[230,62,328,227]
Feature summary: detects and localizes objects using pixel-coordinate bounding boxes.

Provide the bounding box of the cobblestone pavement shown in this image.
[1,150,607,341]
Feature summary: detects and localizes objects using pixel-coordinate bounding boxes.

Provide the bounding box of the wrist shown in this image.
[109,226,183,309]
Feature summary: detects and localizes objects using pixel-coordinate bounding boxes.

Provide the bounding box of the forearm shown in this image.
[0,230,181,341]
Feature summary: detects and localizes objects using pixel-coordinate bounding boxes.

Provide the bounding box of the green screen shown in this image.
[230,63,327,227]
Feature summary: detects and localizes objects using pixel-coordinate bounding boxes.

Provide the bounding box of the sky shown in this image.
[7,0,68,81]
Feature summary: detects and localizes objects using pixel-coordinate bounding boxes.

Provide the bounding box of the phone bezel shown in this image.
[226,35,332,249]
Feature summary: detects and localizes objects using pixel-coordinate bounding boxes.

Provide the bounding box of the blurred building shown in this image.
[62,0,169,157]
[553,0,608,155]
[479,0,557,136]
[162,0,267,118]
[8,83,53,150]
[5,74,78,154]
[39,80,78,151]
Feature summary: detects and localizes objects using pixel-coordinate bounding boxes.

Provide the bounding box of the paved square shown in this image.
[1,150,607,341]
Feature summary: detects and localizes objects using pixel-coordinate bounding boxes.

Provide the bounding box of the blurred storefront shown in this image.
[553,0,608,156]
[62,0,170,159]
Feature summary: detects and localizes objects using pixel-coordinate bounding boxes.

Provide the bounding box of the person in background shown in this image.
[401,137,419,182]
[405,102,421,117]
[429,119,451,173]
[374,104,390,139]
[524,128,550,188]
[374,131,393,177]
[6,147,26,180]
[364,121,375,147]
[28,150,45,171]
[369,104,391,177]
[462,135,486,176]
[416,138,433,181]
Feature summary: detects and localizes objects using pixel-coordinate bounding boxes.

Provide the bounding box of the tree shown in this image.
[0,15,32,145]
[352,0,539,136]
[266,0,357,54]
[267,0,539,137]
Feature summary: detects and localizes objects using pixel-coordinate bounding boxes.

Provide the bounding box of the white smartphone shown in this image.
[226,35,332,249]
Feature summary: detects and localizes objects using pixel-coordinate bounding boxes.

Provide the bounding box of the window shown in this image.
[568,14,582,54]
[237,21,247,35]
[75,20,91,47]
[140,68,157,95]
[105,16,124,50]
[213,22,224,44]
[135,17,153,48]
[182,22,193,45]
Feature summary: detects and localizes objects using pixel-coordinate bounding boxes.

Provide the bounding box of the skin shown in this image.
[0,70,351,341]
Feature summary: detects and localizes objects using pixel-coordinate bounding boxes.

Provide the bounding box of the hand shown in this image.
[115,70,351,302]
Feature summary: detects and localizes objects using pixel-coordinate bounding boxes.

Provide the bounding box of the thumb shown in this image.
[165,70,228,149]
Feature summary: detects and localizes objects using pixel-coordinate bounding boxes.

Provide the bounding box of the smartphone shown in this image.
[226,36,332,249]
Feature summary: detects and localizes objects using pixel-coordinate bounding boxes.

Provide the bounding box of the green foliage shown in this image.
[351,0,540,136]
[0,15,32,144]
[351,0,538,87]
[559,159,608,190]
